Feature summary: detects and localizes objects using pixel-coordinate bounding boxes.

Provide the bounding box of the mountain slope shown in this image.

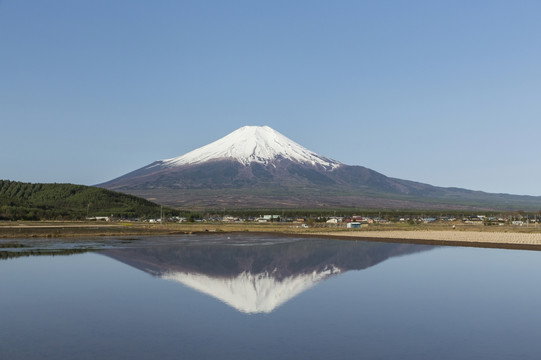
[98,126,541,210]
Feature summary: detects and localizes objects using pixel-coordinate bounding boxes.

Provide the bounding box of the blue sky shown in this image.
[1,1,540,196]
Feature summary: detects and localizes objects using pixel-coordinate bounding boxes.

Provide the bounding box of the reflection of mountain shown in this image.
[101,236,431,313]
[161,267,340,314]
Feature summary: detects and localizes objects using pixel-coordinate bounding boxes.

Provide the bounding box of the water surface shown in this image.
[1,234,541,359]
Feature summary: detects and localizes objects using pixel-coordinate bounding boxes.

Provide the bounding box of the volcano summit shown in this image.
[99,126,541,210]
[158,125,340,170]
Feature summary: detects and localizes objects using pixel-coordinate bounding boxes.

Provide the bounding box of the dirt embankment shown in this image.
[309,229,541,250]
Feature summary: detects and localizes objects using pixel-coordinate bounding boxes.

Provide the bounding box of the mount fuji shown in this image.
[99,126,541,210]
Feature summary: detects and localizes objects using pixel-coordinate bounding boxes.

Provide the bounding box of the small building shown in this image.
[86,216,110,222]
[464,216,483,225]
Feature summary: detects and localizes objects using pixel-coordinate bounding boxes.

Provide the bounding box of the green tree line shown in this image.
[0,180,177,220]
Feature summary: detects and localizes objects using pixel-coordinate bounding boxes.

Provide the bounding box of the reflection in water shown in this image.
[102,235,432,313]
[161,264,340,313]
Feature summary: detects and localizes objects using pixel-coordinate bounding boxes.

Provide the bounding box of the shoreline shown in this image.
[306,230,541,251]
[1,222,541,251]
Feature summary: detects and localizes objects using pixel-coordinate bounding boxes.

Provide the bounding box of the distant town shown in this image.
[88,213,540,228]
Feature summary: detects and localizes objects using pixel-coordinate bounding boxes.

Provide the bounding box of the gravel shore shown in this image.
[312,230,541,249]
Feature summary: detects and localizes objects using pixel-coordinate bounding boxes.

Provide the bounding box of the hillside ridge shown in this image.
[0,180,170,220]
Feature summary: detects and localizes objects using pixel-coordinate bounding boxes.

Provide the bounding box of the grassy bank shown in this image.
[1,220,540,237]
[0,221,294,238]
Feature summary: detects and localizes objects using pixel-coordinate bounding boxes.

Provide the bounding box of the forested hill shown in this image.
[0,180,172,220]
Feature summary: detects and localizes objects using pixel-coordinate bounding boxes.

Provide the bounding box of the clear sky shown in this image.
[1,1,540,196]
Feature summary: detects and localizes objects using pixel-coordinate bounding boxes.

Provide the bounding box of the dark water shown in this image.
[1,234,541,359]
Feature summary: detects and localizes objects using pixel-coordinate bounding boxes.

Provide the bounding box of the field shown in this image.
[1,221,541,250]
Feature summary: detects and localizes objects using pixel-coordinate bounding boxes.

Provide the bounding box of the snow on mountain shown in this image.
[161,267,341,314]
[159,125,341,170]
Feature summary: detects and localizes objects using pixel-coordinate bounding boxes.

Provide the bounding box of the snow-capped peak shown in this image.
[161,125,341,169]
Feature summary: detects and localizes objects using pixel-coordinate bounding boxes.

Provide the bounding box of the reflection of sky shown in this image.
[3,242,541,359]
